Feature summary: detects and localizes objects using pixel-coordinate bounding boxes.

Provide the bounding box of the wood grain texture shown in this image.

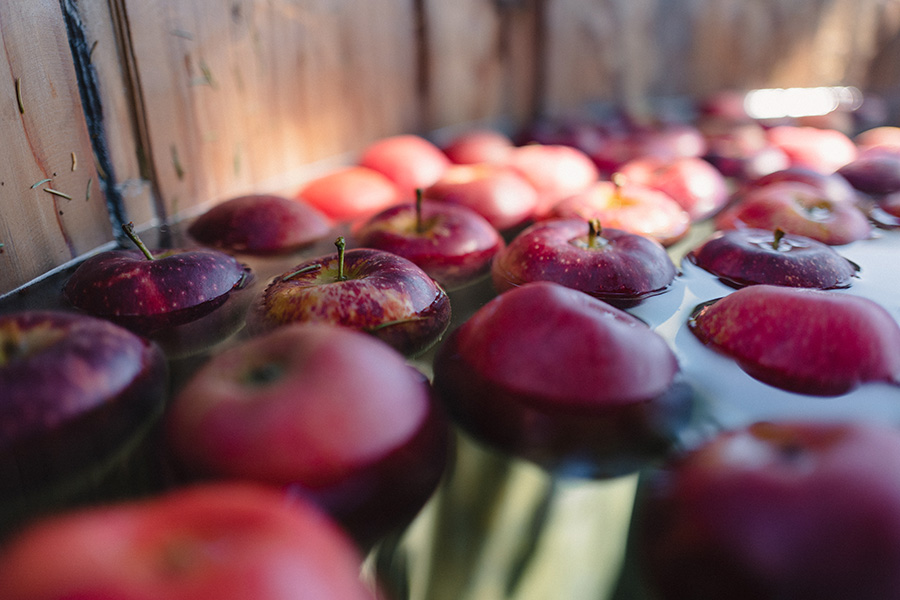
[0,1,109,296]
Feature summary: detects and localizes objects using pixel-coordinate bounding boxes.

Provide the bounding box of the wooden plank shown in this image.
[114,0,421,222]
[0,1,110,296]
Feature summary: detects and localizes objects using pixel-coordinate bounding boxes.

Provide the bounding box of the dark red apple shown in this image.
[688,284,900,395]
[296,166,401,223]
[700,120,790,180]
[248,237,451,356]
[441,128,514,164]
[505,143,599,218]
[739,166,860,206]
[617,156,730,221]
[837,147,900,196]
[166,323,450,547]
[714,181,871,246]
[638,421,900,600]
[64,223,250,336]
[491,218,676,307]
[0,482,378,600]
[187,194,331,255]
[589,121,708,175]
[355,192,505,290]
[765,125,858,173]
[686,228,859,289]
[424,162,540,231]
[547,178,690,246]
[433,281,692,477]
[0,311,166,522]
[358,134,451,199]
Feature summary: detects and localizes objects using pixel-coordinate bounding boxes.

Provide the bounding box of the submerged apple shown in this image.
[688,285,900,395]
[249,237,451,356]
[433,282,692,476]
[491,218,676,307]
[64,223,250,336]
[355,191,505,290]
[638,421,900,600]
[687,228,859,289]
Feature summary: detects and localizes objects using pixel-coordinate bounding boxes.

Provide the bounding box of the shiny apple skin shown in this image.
[64,247,249,335]
[187,194,331,255]
[0,311,166,501]
[250,248,451,356]
[638,421,900,600]
[547,180,690,246]
[425,163,540,231]
[689,285,900,396]
[714,181,872,246]
[0,483,377,600]
[355,200,505,291]
[492,218,676,308]
[297,166,402,222]
[167,324,450,547]
[837,147,900,196]
[359,134,451,199]
[618,156,730,221]
[433,282,691,477]
[687,228,859,289]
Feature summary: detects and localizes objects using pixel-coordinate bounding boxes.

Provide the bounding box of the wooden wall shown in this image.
[2,0,899,296]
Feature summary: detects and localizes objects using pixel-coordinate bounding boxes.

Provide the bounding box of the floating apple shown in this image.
[355,191,504,290]
[700,120,790,181]
[547,177,690,246]
[441,128,514,164]
[505,143,599,218]
[638,421,900,600]
[687,228,859,289]
[296,166,401,223]
[64,223,250,336]
[358,134,451,199]
[491,218,676,307]
[424,162,540,231]
[187,194,331,255]
[248,237,451,356]
[433,281,692,477]
[588,121,708,175]
[689,285,900,395]
[739,166,860,206]
[0,483,378,600]
[714,181,871,246]
[837,147,900,196]
[0,311,166,525]
[166,323,450,547]
[617,156,730,221]
[765,125,858,173]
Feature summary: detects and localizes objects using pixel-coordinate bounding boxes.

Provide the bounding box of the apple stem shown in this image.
[772,228,786,250]
[335,236,348,282]
[122,222,155,261]
[588,219,604,249]
[415,188,425,234]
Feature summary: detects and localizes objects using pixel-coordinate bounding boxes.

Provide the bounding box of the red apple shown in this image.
[424,162,540,231]
[765,125,858,173]
[837,147,900,196]
[0,483,378,600]
[0,311,166,524]
[64,223,250,336]
[700,120,790,180]
[187,194,331,255]
[358,134,451,199]
[166,323,450,547]
[589,121,708,175]
[638,421,900,600]
[715,181,872,246]
[855,125,900,152]
[506,143,599,218]
[688,285,900,395]
[547,178,690,246]
[491,218,676,307]
[441,128,514,164]
[248,237,451,356]
[686,228,859,289]
[355,193,505,291]
[433,281,692,476]
[739,166,860,206]
[296,166,401,223]
[617,156,730,221]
